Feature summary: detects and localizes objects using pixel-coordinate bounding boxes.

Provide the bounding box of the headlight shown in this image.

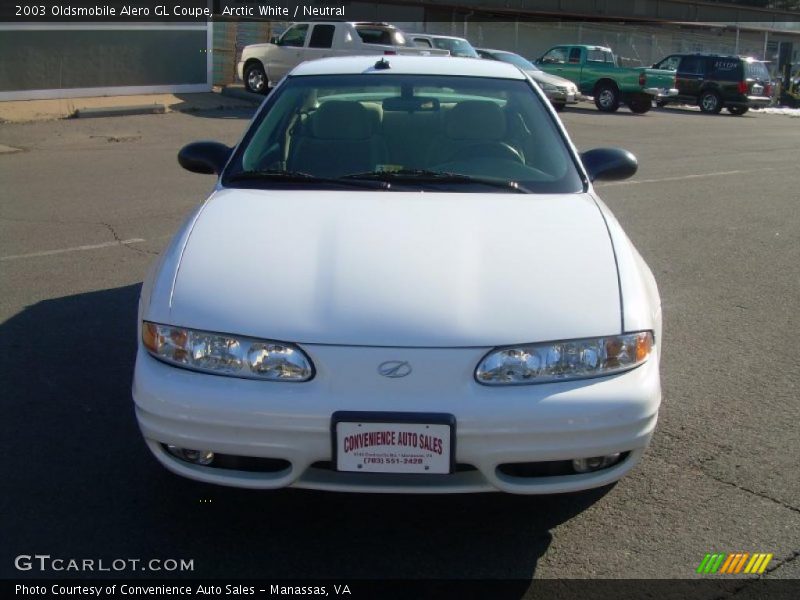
[475,331,653,386]
[539,82,558,92]
[142,321,313,381]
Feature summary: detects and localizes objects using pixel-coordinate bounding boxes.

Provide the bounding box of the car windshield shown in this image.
[494,52,540,71]
[431,38,479,58]
[224,73,583,194]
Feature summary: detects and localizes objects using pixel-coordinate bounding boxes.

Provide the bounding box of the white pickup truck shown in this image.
[237,21,449,94]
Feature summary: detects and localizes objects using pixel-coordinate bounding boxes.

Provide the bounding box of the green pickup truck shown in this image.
[534,45,677,113]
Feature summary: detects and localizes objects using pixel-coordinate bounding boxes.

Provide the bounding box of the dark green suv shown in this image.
[652,54,772,115]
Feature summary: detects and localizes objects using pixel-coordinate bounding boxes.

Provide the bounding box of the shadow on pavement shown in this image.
[0,284,612,582]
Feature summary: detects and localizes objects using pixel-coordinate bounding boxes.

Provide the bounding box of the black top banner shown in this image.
[2,0,800,23]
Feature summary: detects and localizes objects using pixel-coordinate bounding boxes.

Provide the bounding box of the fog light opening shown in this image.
[166,445,215,466]
[572,453,621,474]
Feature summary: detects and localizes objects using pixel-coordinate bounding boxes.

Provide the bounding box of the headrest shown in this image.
[445,101,505,140]
[311,101,373,140]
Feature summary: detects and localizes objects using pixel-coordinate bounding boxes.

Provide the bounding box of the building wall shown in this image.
[0,24,212,101]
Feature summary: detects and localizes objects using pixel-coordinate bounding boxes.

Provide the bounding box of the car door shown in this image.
[270,24,310,81]
[537,46,578,85]
[676,56,705,101]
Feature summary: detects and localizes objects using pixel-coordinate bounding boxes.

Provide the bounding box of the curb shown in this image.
[74,104,166,119]
[220,86,265,104]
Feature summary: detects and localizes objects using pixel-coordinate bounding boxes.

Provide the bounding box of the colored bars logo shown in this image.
[697,553,773,574]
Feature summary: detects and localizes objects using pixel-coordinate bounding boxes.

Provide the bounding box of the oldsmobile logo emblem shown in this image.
[378,360,412,378]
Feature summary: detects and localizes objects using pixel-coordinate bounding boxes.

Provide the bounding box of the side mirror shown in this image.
[178,141,232,175]
[270,35,280,44]
[580,148,638,182]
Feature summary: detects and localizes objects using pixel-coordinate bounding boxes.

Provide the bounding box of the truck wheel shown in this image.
[553,103,565,112]
[699,90,722,114]
[594,83,620,112]
[628,95,652,114]
[244,63,269,95]
[727,106,749,116]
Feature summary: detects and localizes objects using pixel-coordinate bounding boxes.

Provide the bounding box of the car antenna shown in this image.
[374,58,391,70]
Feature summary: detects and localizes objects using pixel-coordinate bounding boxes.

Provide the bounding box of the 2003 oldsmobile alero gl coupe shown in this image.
[133,56,662,494]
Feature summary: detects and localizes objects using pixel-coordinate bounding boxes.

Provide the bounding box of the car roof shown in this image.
[290,55,526,79]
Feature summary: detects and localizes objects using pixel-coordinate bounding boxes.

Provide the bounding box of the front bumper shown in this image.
[545,89,583,105]
[133,344,661,494]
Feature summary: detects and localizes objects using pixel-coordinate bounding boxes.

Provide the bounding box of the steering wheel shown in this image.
[447,142,524,164]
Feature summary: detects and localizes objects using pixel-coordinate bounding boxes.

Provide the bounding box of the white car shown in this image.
[133,55,662,494]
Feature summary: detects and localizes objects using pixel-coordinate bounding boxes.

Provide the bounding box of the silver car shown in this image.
[477,48,582,111]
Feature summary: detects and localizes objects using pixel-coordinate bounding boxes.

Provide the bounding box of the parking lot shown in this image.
[1,103,798,589]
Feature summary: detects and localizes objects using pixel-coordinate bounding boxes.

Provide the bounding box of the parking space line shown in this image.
[598,170,745,187]
[0,238,146,261]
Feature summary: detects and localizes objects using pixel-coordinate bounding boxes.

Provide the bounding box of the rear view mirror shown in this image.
[580,148,638,182]
[178,141,232,175]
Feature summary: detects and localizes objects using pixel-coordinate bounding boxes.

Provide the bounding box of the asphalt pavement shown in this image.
[1,104,798,593]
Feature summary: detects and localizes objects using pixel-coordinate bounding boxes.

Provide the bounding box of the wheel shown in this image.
[553,103,565,112]
[727,106,749,115]
[244,62,268,95]
[594,83,620,112]
[628,95,652,114]
[699,90,722,114]
[448,142,524,164]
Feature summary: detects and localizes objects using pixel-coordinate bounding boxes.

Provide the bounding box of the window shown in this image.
[227,74,583,194]
[413,37,433,48]
[541,47,567,64]
[569,48,581,64]
[655,56,680,71]
[308,25,335,49]
[279,25,308,48]
[744,60,770,81]
[355,26,397,46]
[679,56,705,75]
[587,49,612,63]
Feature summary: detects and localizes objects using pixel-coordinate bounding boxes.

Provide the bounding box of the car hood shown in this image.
[528,71,574,88]
[167,189,621,347]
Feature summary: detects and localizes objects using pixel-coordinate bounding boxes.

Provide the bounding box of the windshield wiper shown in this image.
[225,169,389,189]
[340,169,532,193]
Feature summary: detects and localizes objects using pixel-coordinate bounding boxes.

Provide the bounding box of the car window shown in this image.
[708,58,740,81]
[431,38,479,58]
[655,56,680,71]
[587,49,610,63]
[568,48,581,64]
[279,25,308,48]
[227,74,583,194]
[413,37,433,48]
[744,60,769,81]
[494,52,539,71]
[308,25,335,49]
[679,56,705,75]
[541,47,568,64]
[355,26,398,46]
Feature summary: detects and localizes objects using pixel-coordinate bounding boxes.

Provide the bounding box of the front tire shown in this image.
[553,103,565,112]
[727,106,749,115]
[594,83,621,113]
[699,90,723,114]
[244,62,269,95]
[628,94,652,114]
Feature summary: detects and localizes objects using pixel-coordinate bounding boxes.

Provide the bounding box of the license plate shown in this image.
[332,412,455,474]
[752,85,763,95]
